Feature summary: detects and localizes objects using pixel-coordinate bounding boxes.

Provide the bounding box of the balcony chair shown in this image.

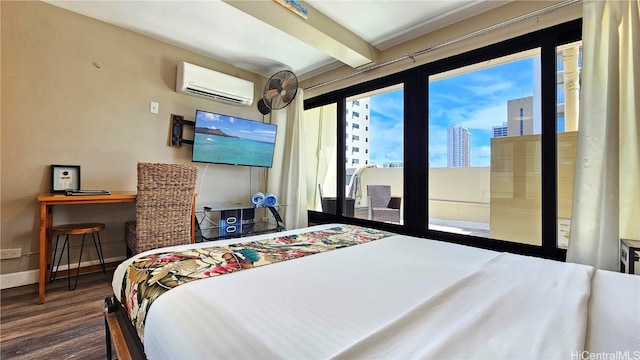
[318,184,355,217]
[354,185,401,223]
[125,162,198,256]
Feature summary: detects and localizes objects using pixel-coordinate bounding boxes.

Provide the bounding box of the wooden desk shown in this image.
[37,191,136,304]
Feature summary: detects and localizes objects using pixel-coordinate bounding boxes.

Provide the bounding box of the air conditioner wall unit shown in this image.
[176,61,254,106]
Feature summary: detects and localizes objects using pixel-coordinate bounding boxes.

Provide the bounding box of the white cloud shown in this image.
[458,103,507,130]
[463,81,513,97]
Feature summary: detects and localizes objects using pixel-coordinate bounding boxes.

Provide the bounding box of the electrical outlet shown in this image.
[0,248,21,259]
[150,101,159,114]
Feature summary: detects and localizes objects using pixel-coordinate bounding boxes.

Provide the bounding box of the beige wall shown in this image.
[429,167,490,224]
[0,1,270,278]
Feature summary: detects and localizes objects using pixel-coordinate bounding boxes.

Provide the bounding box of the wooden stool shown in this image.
[50,223,106,290]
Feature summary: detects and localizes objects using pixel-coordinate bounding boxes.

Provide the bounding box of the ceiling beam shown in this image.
[223,0,379,68]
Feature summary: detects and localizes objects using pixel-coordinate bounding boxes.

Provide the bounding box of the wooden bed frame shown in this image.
[104,296,146,360]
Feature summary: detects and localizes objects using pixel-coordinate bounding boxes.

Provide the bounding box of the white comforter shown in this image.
[112,224,638,359]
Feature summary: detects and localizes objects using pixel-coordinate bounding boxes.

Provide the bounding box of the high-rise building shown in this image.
[447,125,470,167]
[492,96,534,138]
[345,98,371,170]
[507,96,534,136]
[493,122,508,138]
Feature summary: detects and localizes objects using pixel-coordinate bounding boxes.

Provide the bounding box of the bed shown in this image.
[105,224,640,359]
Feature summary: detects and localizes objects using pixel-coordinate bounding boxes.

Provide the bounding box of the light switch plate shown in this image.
[150,101,159,114]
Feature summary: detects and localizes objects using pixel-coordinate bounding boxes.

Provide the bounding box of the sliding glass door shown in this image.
[345,85,404,224]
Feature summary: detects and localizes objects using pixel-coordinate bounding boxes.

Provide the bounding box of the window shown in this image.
[424,37,580,251]
[344,85,404,224]
[428,49,542,245]
[352,135,360,141]
[305,19,581,259]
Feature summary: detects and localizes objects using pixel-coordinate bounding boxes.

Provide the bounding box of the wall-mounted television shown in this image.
[192,109,277,168]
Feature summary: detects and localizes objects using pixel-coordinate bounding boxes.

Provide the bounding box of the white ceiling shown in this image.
[44,0,508,80]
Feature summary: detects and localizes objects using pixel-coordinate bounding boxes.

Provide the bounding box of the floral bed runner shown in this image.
[120,225,395,343]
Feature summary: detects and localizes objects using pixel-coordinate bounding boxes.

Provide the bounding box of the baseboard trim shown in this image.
[0,256,126,290]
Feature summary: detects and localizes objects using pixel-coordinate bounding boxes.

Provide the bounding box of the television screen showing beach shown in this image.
[192,110,277,167]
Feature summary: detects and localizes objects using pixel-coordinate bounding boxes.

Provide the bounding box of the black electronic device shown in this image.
[192,109,277,168]
[219,209,241,237]
[242,208,255,223]
[218,208,256,238]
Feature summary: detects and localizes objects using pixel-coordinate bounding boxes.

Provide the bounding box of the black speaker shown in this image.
[220,209,241,237]
[242,208,255,223]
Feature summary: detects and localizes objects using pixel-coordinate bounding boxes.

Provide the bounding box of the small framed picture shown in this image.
[51,165,81,193]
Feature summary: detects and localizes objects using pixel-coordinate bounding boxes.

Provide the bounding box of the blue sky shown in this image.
[367,57,536,167]
[369,90,404,165]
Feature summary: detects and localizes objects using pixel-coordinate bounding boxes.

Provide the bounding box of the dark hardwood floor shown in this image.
[1,270,115,359]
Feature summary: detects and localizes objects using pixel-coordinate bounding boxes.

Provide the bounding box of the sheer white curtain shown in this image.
[306,104,338,211]
[267,89,308,229]
[567,0,640,270]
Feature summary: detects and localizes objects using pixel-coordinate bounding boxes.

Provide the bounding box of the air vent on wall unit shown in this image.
[176,61,254,106]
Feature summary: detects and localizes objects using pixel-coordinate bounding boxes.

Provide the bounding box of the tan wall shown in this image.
[490,132,577,246]
[0,1,270,278]
[429,167,490,223]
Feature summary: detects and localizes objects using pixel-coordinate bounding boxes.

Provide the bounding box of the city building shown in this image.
[493,122,508,138]
[447,125,471,167]
[507,96,534,136]
[345,98,371,170]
